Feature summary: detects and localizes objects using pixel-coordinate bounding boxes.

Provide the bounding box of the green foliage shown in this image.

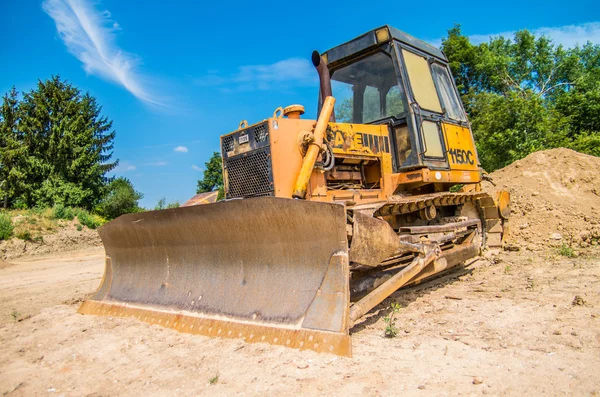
[96,177,143,219]
[16,230,32,241]
[383,302,402,338]
[442,25,600,171]
[51,204,104,229]
[11,309,20,321]
[567,132,600,157]
[559,244,576,258]
[154,198,166,210]
[0,213,13,240]
[0,87,26,209]
[0,76,118,209]
[51,204,76,220]
[196,152,224,199]
[335,85,404,124]
[153,198,180,210]
[336,98,353,123]
[76,224,83,231]
[209,374,219,385]
[75,209,104,230]
[167,201,180,209]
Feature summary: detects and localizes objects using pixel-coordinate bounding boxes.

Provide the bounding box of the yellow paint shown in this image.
[442,123,479,171]
[222,115,478,206]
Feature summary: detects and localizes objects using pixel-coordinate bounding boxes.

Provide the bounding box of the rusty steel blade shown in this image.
[79,197,352,356]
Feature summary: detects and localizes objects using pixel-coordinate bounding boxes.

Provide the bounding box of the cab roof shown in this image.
[322,25,447,68]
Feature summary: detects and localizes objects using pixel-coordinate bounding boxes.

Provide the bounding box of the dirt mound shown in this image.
[484,148,600,250]
[0,221,101,260]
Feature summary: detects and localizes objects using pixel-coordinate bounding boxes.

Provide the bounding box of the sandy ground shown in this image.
[0,246,598,396]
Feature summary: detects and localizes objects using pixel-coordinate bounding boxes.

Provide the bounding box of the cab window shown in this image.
[431,63,466,121]
[401,49,442,113]
[331,51,405,123]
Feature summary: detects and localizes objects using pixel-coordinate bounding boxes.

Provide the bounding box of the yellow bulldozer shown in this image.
[80,26,510,357]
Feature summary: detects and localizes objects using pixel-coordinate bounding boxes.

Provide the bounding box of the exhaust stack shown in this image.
[312,50,335,122]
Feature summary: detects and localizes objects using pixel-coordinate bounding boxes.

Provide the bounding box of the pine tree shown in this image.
[0,87,26,208]
[17,76,118,208]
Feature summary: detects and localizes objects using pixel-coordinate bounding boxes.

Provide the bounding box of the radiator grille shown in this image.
[222,135,234,153]
[225,147,273,198]
[253,124,269,143]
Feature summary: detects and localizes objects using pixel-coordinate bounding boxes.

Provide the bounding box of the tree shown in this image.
[196,152,224,199]
[0,87,26,208]
[95,177,143,219]
[154,198,180,210]
[441,25,600,171]
[16,76,117,208]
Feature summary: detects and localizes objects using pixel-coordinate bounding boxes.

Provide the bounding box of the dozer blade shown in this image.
[79,197,352,356]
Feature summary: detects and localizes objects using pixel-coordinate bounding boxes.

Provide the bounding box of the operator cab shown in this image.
[320,26,473,172]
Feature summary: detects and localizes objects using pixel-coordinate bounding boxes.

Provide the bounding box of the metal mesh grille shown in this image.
[254,124,269,143]
[222,135,234,153]
[226,148,273,198]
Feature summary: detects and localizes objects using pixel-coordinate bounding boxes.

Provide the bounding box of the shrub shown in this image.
[559,244,576,258]
[51,204,75,220]
[0,213,14,240]
[96,177,143,220]
[75,209,105,230]
[16,231,32,241]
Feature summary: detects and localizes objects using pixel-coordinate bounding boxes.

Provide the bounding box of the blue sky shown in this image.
[1,0,599,208]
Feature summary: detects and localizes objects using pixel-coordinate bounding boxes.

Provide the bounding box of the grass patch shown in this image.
[75,209,105,230]
[0,213,14,240]
[0,206,107,242]
[15,230,32,241]
[559,244,576,258]
[11,309,20,321]
[209,374,219,385]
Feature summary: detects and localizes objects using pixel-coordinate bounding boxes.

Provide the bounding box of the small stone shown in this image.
[418,384,426,390]
[550,233,562,240]
[519,223,529,230]
[532,191,540,196]
[504,244,520,252]
[578,231,591,241]
[473,376,484,385]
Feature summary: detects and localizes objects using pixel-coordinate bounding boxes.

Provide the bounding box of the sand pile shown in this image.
[0,222,101,260]
[484,148,600,250]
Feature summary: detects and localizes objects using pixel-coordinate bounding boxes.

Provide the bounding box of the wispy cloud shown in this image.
[196,58,317,91]
[429,22,600,48]
[114,161,136,173]
[145,161,168,166]
[191,164,203,171]
[174,146,188,153]
[42,0,164,107]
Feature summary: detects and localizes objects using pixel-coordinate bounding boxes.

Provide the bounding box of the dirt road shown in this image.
[1,247,598,396]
